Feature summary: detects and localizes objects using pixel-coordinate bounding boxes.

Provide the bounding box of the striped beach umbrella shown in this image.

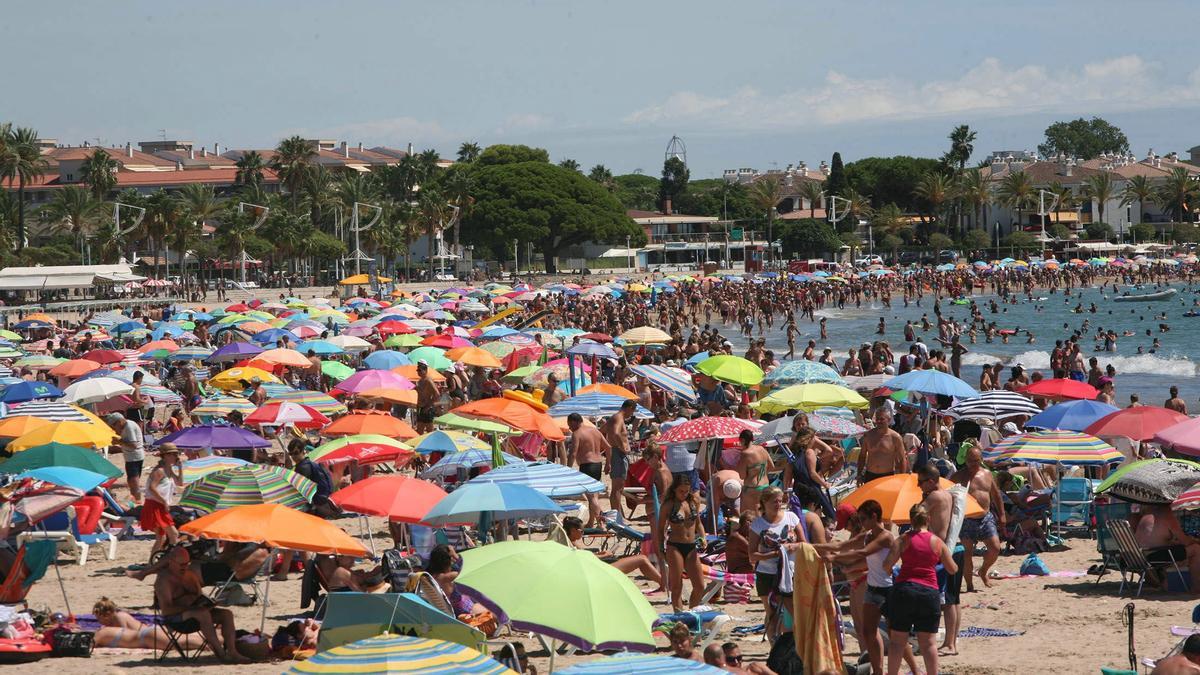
[410,430,491,454]
[762,360,847,388]
[617,326,671,345]
[141,384,183,404]
[947,390,1042,421]
[192,395,257,418]
[182,455,254,483]
[468,459,604,497]
[180,465,316,512]
[13,355,63,371]
[547,393,653,419]
[987,430,1122,465]
[308,434,413,466]
[421,448,523,480]
[286,634,515,675]
[629,364,697,404]
[3,400,91,422]
[1172,481,1200,511]
[267,390,348,416]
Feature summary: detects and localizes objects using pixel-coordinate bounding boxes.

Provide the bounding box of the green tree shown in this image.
[914,172,950,234]
[461,157,643,273]
[1048,223,1071,240]
[1131,222,1156,243]
[1038,117,1130,160]
[798,181,824,218]
[779,218,841,259]
[1121,175,1154,224]
[996,171,1035,229]
[944,124,977,173]
[880,234,903,260]
[1084,221,1113,240]
[1082,172,1116,226]
[929,232,954,252]
[302,164,337,232]
[956,169,992,230]
[558,158,581,172]
[477,144,549,166]
[1045,181,1077,225]
[871,203,909,242]
[456,142,481,163]
[38,186,104,249]
[175,184,220,288]
[613,174,659,211]
[836,187,874,233]
[439,164,474,255]
[962,228,991,252]
[825,152,847,197]
[750,176,783,265]
[80,148,118,199]
[1155,167,1200,224]
[659,157,689,211]
[0,125,48,249]
[1003,231,1037,254]
[844,156,943,211]
[271,136,316,212]
[235,150,266,188]
[145,189,182,279]
[588,164,616,192]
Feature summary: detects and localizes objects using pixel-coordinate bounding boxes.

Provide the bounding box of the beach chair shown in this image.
[16,506,118,565]
[151,594,209,662]
[1108,519,1183,597]
[97,487,138,540]
[604,518,648,558]
[0,541,55,604]
[1092,499,1132,584]
[1052,477,1095,534]
[654,605,734,644]
[405,571,455,617]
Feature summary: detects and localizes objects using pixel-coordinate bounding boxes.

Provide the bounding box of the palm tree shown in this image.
[839,187,874,225]
[750,177,783,266]
[302,165,336,233]
[93,220,123,263]
[1082,172,1116,225]
[440,166,473,256]
[456,142,481,163]
[0,126,48,250]
[419,188,447,280]
[559,158,581,172]
[914,172,950,234]
[39,186,104,247]
[145,189,181,280]
[175,184,221,289]
[80,148,118,200]
[215,206,258,274]
[333,171,380,271]
[798,181,824,219]
[588,164,616,192]
[1121,174,1154,225]
[872,203,909,259]
[235,150,266,188]
[946,125,977,173]
[1156,167,1200,224]
[996,171,1035,230]
[956,169,991,230]
[271,136,316,212]
[1046,181,1077,226]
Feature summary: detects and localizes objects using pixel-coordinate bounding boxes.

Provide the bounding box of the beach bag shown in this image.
[1019,553,1050,576]
[463,610,499,637]
[49,630,93,658]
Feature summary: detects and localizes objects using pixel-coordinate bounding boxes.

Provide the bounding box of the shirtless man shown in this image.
[856,408,907,485]
[1166,386,1188,415]
[568,413,610,527]
[1152,635,1200,674]
[154,547,247,663]
[919,463,963,658]
[602,400,637,519]
[734,429,773,515]
[953,446,1005,591]
[1134,504,1200,594]
[414,361,440,434]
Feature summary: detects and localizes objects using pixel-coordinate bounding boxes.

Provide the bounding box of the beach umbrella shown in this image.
[363,350,411,370]
[255,348,311,368]
[334,369,415,395]
[629,364,698,403]
[754,412,867,442]
[1085,406,1190,442]
[0,381,64,404]
[180,464,316,512]
[208,342,264,363]
[556,654,722,673]
[166,346,213,362]
[0,415,52,439]
[762,360,846,388]
[308,434,414,466]
[445,346,503,369]
[523,362,587,389]
[1018,378,1098,401]
[617,326,671,345]
[191,395,257,418]
[421,448,523,480]
[288,634,512,675]
[1171,481,1200,511]
[356,387,418,407]
[15,467,108,493]
[753,383,868,414]
[324,413,418,440]
[1096,459,1200,505]
[988,430,1121,465]
[209,367,281,391]
[421,334,473,349]
[657,416,759,444]
[267,389,348,416]
[452,398,565,441]
[250,327,295,344]
[0,442,121,479]
[410,430,490,454]
[407,347,454,371]
[245,401,330,429]
[315,593,487,655]
[435,412,517,435]
[105,366,162,386]
[332,475,448,524]
[136,339,179,357]
[8,421,116,451]
[422,482,562,526]
[385,334,425,349]
[13,355,65,371]
[2,400,91,422]
[468,459,604,497]
[1154,417,1200,456]
[155,424,271,451]
[1026,400,1119,431]
[548,393,653,419]
[181,455,253,483]
[328,335,372,352]
[321,361,356,382]
[181,503,367,556]
[80,349,125,365]
[575,383,637,400]
[946,390,1041,420]
[694,355,764,387]
[295,340,344,356]
[843,474,984,523]
[456,540,657,661]
[61,377,133,405]
[47,359,102,378]
[565,342,620,360]
[883,369,979,399]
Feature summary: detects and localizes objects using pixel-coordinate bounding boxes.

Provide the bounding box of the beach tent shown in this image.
[316,592,487,654]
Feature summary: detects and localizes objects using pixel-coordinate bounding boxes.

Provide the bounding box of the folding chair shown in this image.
[1108,518,1184,597]
[152,602,210,662]
[654,606,734,644]
[406,571,455,617]
[604,518,648,558]
[1092,499,1132,584]
[1051,477,1095,534]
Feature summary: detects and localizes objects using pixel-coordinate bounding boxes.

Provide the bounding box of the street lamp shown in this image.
[236,202,269,284]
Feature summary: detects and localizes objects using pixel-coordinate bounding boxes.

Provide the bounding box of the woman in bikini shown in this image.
[782,413,836,519]
[735,429,773,516]
[656,474,707,613]
[92,597,207,651]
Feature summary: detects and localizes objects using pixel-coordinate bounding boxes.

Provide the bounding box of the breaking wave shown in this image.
[961,350,1198,377]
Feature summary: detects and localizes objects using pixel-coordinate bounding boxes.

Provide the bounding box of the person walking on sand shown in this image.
[953,445,1005,591]
[141,443,183,557]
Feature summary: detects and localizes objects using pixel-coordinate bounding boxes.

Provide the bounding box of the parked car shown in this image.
[938,249,960,262]
[854,255,884,267]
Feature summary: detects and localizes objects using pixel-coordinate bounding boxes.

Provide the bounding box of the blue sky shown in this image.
[6,1,1200,176]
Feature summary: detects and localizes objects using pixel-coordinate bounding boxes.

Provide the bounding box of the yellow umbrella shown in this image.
[752,383,868,414]
[340,273,393,285]
[209,367,282,391]
[9,421,117,451]
[618,326,672,345]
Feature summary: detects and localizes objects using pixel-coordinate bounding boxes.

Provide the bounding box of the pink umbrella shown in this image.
[1154,417,1200,456]
[291,325,323,339]
[245,401,331,429]
[659,416,761,444]
[333,369,415,394]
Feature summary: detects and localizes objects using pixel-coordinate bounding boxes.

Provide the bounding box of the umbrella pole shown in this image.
[260,549,274,633]
[48,538,70,617]
[548,638,557,673]
[362,515,376,557]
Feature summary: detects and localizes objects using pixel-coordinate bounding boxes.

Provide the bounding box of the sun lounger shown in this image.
[16,506,118,565]
[1108,518,1183,596]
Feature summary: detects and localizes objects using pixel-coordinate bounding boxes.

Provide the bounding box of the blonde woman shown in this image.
[656,474,707,613]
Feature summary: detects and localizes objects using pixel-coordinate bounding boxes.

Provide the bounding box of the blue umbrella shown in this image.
[0,381,64,403]
[410,430,489,455]
[422,482,563,526]
[467,460,605,497]
[683,351,709,370]
[566,342,619,360]
[167,346,214,362]
[763,360,847,387]
[150,323,186,340]
[557,654,723,673]
[1026,399,1120,432]
[364,350,410,369]
[112,320,144,335]
[420,449,524,480]
[295,340,344,356]
[883,370,979,399]
[548,393,654,419]
[17,467,107,492]
[13,320,53,330]
[253,328,297,344]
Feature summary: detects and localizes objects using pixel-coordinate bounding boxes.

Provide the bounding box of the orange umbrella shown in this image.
[324,413,418,440]
[180,503,367,556]
[0,415,52,439]
[255,348,312,368]
[357,387,418,407]
[445,346,503,369]
[237,321,273,334]
[24,313,55,324]
[48,359,102,378]
[576,383,638,400]
[393,364,445,382]
[136,339,179,354]
[330,474,447,524]
[452,397,565,441]
[841,474,984,524]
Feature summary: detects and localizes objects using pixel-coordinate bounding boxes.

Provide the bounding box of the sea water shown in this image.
[724,281,1200,407]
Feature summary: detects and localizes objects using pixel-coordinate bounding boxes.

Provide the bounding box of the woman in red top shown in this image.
[883,503,957,675]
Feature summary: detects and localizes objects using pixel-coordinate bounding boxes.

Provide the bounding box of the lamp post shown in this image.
[236,202,269,284]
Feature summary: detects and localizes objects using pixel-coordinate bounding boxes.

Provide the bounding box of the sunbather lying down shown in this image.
[92,596,207,651]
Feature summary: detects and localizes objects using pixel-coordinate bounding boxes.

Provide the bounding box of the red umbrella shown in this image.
[421,334,473,349]
[1084,406,1189,441]
[330,474,447,523]
[579,332,613,343]
[226,303,251,312]
[245,401,331,430]
[1019,378,1098,401]
[81,349,125,365]
[658,416,760,444]
[376,322,415,336]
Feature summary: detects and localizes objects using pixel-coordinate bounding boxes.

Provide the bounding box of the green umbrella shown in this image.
[695,355,764,387]
[456,540,658,669]
[408,346,453,371]
[435,413,514,435]
[321,360,355,381]
[385,334,424,348]
[0,442,121,480]
[502,365,539,382]
[1095,457,1200,496]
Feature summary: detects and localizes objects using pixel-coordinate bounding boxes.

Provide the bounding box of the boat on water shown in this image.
[1113,288,1178,302]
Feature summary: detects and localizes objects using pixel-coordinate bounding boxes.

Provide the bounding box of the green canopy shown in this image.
[502,365,539,382]
[317,592,485,654]
[321,361,355,381]
[384,334,424,348]
[408,347,453,371]
[694,355,764,387]
[435,413,514,435]
[1095,457,1200,494]
[0,442,121,480]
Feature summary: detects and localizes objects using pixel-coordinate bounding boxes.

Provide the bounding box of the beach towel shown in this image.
[731,623,764,636]
[792,542,843,675]
[958,626,1025,638]
[946,484,967,546]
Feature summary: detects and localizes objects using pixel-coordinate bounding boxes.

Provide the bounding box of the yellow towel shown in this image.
[792,542,844,675]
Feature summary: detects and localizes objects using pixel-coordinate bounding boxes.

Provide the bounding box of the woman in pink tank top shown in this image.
[883,503,958,675]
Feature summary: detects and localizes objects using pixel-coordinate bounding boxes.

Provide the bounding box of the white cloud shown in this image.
[624,56,1200,130]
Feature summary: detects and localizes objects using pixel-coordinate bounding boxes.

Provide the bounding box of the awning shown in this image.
[42,274,99,289]
[95,273,148,283]
[597,247,641,258]
[0,275,48,291]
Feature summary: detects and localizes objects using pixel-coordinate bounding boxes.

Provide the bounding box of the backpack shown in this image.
[381,548,421,593]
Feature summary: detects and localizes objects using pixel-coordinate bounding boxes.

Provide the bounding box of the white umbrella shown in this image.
[62,377,134,405]
[327,335,372,352]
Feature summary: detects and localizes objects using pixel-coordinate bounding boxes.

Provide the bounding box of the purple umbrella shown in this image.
[332,369,415,394]
[154,424,271,450]
[207,342,265,363]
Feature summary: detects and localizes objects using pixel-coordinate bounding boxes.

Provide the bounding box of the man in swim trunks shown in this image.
[857,408,907,485]
[568,413,609,527]
[603,400,637,520]
[734,429,773,516]
[953,445,1005,591]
